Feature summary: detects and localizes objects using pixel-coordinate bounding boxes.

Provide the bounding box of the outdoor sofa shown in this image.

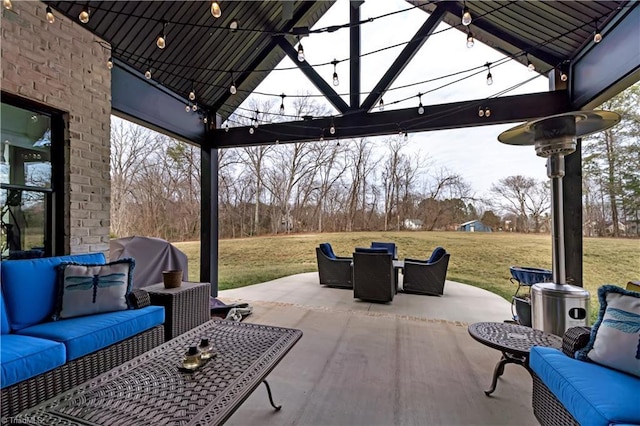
[0,253,165,419]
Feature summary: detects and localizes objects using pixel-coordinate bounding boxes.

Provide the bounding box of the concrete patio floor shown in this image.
[220,274,537,426]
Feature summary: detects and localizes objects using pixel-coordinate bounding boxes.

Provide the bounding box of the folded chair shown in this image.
[316,243,353,289]
[402,246,450,296]
[352,248,395,302]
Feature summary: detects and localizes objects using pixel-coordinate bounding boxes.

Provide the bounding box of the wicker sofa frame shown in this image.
[0,290,165,419]
[531,326,591,426]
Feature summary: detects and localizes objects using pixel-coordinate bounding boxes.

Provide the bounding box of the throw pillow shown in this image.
[576,285,640,377]
[52,258,135,320]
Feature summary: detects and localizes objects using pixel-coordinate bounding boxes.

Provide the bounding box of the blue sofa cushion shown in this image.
[1,253,106,331]
[1,290,10,334]
[371,242,397,258]
[355,247,389,254]
[17,306,164,361]
[319,243,336,259]
[428,246,447,264]
[53,258,135,320]
[0,334,66,389]
[530,346,640,426]
[576,285,640,378]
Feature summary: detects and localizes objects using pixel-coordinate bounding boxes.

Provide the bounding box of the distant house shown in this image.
[404,219,423,230]
[458,220,492,232]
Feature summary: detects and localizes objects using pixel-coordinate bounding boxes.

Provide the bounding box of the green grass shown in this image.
[174,232,639,323]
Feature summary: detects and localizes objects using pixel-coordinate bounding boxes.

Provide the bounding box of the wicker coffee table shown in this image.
[13,320,302,425]
[468,322,562,396]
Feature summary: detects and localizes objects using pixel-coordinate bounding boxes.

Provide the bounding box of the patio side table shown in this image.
[143,281,210,341]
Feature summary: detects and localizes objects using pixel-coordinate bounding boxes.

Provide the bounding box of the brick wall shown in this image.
[1,2,111,254]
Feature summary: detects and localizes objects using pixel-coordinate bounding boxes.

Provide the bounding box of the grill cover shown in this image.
[109,236,188,289]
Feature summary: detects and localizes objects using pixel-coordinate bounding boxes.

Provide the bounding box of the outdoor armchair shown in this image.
[352,248,395,302]
[370,241,398,259]
[316,243,352,289]
[402,246,450,296]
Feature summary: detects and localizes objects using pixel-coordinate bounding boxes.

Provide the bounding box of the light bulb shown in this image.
[156,35,166,49]
[189,90,196,101]
[332,72,339,86]
[297,43,305,62]
[527,60,535,71]
[486,72,493,85]
[594,32,602,43]
[229,19,239,32]
[378,99,384,111]
[210,1,221,18]
[185,104,191,112]
[230,84,236,95]
[249,127,254,134]
[106,57,113,69]
[46,6,55,24]
[560,72,568,82]
[330,125,336,135]
[485,108,491,117]
[79,7,90,24]
[3,0,12,10]
[462,7,472,26]
[466,32,474,48]
[279,103,285,115]
[224,123,229,132]
[478,108,484,117]
[145,69,152,79]
[192,104,198,112]
[404,132,408,142]
[418,103,424,115]
[203,117,208,124]
[253,120,259,129]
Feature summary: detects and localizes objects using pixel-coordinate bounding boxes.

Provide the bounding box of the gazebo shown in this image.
[1,0,638,296]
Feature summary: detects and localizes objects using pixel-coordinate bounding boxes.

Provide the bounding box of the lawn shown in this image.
[174,232,639,323]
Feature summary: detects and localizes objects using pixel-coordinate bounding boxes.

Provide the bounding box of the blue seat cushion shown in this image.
[1,253,106,331]
[428,246,447,264]
[17,306,164,361]
[371,242,397,257]
[355,247,389,254]
[319,243,336,259]
[1,290,10,334]
[0,334,66,388]
[530,346,640,426]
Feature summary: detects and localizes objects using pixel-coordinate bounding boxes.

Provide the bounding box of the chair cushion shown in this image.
[355,247,388,254]
[53,258,135,320]
[1,290,10,334]
[427,246,447,264]
[17,306,164,361]
[531,346,640,426]
[1,253,106,331]
[0,334,66,388]
[576,285,640,377]
[371,242,397,257]
[319,243,335,259]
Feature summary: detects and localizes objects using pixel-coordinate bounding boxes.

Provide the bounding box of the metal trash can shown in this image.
[531,283,589,336]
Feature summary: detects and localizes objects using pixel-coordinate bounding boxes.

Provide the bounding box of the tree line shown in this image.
[110,86,639,241]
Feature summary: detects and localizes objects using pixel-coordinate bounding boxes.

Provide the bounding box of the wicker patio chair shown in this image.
[370,241,398,259]
[402,246,450,296]
[352,249,395,302]
[316,243,353,289]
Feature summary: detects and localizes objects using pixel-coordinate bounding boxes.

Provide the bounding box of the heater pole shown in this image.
[547,154,566,285]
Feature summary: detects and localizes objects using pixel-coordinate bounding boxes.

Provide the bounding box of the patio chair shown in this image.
[402,246,450,296]
[316,243,352,289]
[370,241,398,259]
[352,248,395,302]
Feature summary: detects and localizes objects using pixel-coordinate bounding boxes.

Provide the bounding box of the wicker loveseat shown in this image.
[530,326,640,426]
[0,253,165,419]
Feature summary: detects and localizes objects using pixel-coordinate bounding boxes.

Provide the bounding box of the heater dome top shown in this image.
[498,110,620,147]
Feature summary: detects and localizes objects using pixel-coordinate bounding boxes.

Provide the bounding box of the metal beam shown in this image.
[213,90,571,147]
[200,139,218,296]
[111,61,205,145]
[350,1,362,109]
[361,6,446,112]
[277,37,350,114]
[563,138,583,287]
[571,4,640,109]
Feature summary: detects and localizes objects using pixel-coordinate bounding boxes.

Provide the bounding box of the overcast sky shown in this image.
[237,0,551,196]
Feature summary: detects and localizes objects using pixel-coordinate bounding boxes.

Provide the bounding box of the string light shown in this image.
[331,59,339,86]
[593,19,602,43]
[485,107,491,117]
[229,72,237,94]
[224,123,229,132]
[527,55,535,71]
[185,104,191,113]
[253,110,259,128]
[79,5,90,24]
[46,6,55,24]
[478,107,484,117]
[156,21,167,49]
[466,29,474,48]
[106,57,113,69]
[249,127,254,134]
[297,36,305,62]
[189,82,196,101]
[210,1,221,19]
[192,103,198,112]
[378,98,384,111]
[279,94,286,115]
[559,62,568,82]
[145,68,152,79]
[329,119,336,135]
[404,132,408,142]
[417,93,424,115]
[3,0,12,10]
[485,63,493,85]
[462,2,472,26]
[229,19,239,32]
[203,116,208,124]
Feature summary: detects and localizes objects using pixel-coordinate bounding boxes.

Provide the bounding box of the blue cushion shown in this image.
[319,243,336,259]
[17,306,164,361]
[355,247,389,254]
[371,242,397,257]
[0,290,10,334]
[1,253,106,331]
[428,247,447,264]
[530,346,640,426]
[0,334,66,388]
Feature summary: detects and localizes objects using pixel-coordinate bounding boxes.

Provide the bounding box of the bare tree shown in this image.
[491,175,550,232]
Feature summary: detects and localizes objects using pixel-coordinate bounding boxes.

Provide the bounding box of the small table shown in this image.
[143,281,211,341]
[468,322,562,396]
[393,260,404,293]
[14,320,303,425]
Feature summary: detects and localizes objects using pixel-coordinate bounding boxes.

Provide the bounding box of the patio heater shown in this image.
[498,110,620,336]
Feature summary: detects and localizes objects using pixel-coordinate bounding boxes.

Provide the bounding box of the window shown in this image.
[1,95,63,259]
